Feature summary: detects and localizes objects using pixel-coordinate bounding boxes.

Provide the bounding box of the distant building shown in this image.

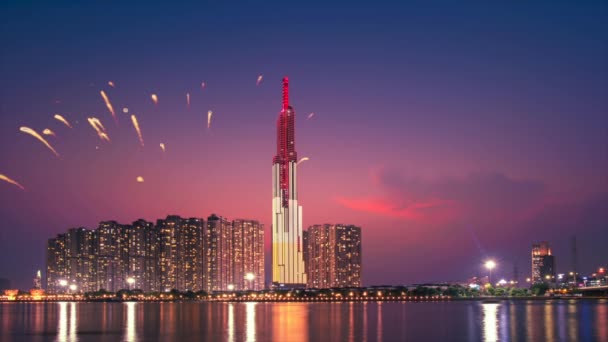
[33,270,42,289]
[532,241,556,283]
[305,224,362,288]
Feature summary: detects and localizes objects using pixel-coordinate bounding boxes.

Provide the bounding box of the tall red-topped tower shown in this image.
[272,77,306,287]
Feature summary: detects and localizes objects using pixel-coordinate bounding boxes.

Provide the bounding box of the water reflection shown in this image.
[597,300,607,341]
[246,302,256,342]
[272,303,308,342]
[377,302,383,342]
[482,303,499,342]
[57,302,77,342]
[124,302,137,342]
[227,303,234,342]
[1,300,607,341]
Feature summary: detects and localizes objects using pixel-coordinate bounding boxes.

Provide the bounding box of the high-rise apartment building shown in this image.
[532,241,556,283]
[95,221,127,292]
[233,219,265,290]
[46,214,265,293]
[272,77,307,287]
[66,227,95,292]
[305,224,362,288]
[46,234,67,293]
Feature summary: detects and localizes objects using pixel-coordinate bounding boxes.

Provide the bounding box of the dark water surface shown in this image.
[1,300,606,341]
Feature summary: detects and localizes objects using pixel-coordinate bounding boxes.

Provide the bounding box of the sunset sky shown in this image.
[1,2,606,288]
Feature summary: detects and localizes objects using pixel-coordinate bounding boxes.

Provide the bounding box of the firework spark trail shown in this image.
[201,82,206,89]
[19,127,60,157]
[151,94,158,105]
[42,128,56,136]
[87,117,110,142]
[100,90,117,123]
[298,157,310,164]
[256,74,263,86]
[160,143,166,152]
[136,176,144,183]
[307,112,315,120]
[131,115,144,147]
[108,81,115,88]
[207,110,213,129]
[186,93,190,107]
[122,108,129,114]
[54,114,72,128]
[0,174,25,191]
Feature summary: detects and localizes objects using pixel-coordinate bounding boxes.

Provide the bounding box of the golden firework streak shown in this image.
[131,115,144,147]
[19,127,60,157]
[0,174,25,190]
[54,114,72,128]
[100,90,117,122]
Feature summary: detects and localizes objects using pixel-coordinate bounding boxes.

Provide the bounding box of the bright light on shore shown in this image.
[485,260,496,270]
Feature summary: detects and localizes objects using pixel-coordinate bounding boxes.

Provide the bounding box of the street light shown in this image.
[127,277,135,290]
[69,284,77,293]
[485,260,496,285]
[227,284,235,291]
[245,273,255,290]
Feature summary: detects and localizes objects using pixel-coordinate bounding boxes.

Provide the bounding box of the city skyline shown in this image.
[46,214,266,293]
[1,2,607,289]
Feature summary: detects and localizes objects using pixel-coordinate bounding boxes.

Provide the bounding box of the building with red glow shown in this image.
[272,77,307,287]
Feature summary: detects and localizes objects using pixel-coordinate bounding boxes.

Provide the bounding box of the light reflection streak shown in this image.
[568,300,578,341]
[482,303,499,342]
[125,302,137,342]
[246,302,256,342]
[57,302,67,341]
[69,302,76,340]
[349,302,354,342]
[363,302,368,342]
[377,302,383,342]
[597,300,607,341]
[544,302,554,341]
[57,302,76,342]
[227,303,234,342]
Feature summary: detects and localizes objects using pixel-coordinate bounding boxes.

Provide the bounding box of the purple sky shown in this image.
[0,2,607,288]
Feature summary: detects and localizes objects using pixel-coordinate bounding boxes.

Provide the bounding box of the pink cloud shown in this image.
[336,196,458,224]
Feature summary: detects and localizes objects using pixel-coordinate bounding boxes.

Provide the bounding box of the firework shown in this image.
[298,157,310,164]
[100,90,117,122]
[160,143,166,152]
[0,174,25,191]
[186,93,190,107]
[54,114,72,128]
[131,114,144,147]
[122,107,129,114]
[307,112,315,120]
[108,81,115,88]
[136,176,144,183]
[42,128,56,136]
[87,117,110,142]
[151,94,158,105]
[207,110,213,129]
[256,74,263,86]
[19,127,60,157]
[201,81,206,89]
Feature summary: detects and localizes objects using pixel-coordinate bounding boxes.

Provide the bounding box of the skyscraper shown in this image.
[532,241,556,283]
[305,224,362,288]
[272,77,307,287]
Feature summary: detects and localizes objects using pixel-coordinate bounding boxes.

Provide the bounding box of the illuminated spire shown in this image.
[282,77,289,111]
